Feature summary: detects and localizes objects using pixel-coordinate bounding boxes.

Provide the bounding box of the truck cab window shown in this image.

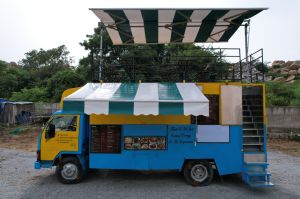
[50,115,77,131]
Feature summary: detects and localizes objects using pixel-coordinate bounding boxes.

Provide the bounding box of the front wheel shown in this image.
[183,160,214,186]
[56,157,83,184]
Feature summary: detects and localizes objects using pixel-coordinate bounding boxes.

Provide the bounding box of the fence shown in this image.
[1,102,300,132]
[0,102,60,125]
[35,103,60,117]
[99,48,243,83]
[267,107,300,137]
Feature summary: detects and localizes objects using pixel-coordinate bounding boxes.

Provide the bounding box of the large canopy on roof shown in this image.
[90,8,264,45]
[63,83,209,116]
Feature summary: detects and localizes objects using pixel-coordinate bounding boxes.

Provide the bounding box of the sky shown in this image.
[0,0,299,65]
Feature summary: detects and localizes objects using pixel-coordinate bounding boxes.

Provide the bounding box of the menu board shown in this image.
[90,125,121,153]
[124,136,166,150]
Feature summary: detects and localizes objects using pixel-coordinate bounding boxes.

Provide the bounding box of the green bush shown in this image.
[47,70,85,102]
[10,87,49,102]
[266,80,300,106]
[288,134,300,142]
[271,65,282,69]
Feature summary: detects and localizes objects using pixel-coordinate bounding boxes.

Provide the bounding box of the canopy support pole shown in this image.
[99,22,103,81]
[244,19,250,82]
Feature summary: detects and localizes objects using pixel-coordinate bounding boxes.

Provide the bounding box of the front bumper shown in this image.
[34,161,41,169]
[34,160,53,169]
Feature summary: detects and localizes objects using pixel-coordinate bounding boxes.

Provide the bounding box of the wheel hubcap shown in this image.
[61,163,78,180]
[190,164,208,182]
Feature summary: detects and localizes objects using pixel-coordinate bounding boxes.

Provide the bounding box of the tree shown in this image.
[0,45,76,101]
[20,45,74,87]
[10,87,49,102]
[0,60,7,74]
[0,61,32,99]
[21,45,73,69]
[79,24,229,82]
[79,25,115,81]
[47,70,85,102]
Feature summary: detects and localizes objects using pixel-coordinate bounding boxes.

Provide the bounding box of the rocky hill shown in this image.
[268,60,300,83]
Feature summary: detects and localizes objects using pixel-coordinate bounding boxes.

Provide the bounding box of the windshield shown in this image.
[49,115,77,131]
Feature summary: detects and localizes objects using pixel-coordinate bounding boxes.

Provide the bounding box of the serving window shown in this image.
[124,136,166,150]
[192,95,219,125]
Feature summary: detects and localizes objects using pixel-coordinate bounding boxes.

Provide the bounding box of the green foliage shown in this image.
[79,24,229,82]
[0,45,76,102]
[0,60,7,72]
[47,70,85,102]
[266,81,300,106]
[0,62,32,99]
[21,45,74,87]
[290,84,300,106]
[2,24,284,106]
[272,65,282,69]
[255,62,269,73]
[21,45,72,69]
[288,134,300,142]
[10,87,49,102]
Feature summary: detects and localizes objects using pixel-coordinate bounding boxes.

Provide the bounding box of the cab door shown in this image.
[41,115,79,161]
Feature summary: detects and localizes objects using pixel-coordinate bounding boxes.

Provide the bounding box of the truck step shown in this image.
[246,172,271,177]
[242,116,263,123]
[243,135,264,138]
[243,147,264,152]
[243,105,263,111]
[243,143,264,146]
[242,159,273,187]
[248,181,274,187]
[243,128,264,131]
[244,162,269,166]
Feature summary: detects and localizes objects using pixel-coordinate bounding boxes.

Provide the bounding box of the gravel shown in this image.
[1,148,300,199]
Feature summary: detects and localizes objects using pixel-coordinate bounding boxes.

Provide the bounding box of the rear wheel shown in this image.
[56,157,83,184]
[183,160,214,186]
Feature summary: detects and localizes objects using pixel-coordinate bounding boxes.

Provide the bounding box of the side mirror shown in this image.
[45,123,55,139]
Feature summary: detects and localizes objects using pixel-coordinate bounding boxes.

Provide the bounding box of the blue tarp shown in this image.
[0,99,8,103]
[0,99,8,114]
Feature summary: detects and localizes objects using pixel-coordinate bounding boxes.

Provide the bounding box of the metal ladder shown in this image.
[242,94,273,187]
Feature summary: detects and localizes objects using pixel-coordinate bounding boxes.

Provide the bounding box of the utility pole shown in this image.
[99,22,103,81]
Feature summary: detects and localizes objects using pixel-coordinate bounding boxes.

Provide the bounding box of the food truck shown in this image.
[35,8,273,187]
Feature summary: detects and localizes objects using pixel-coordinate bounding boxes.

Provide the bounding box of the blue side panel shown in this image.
[89,125,243,175]
[77,114,89,173]
[123,125,167,136]
[89,125,168,170]
[199,126,243,175]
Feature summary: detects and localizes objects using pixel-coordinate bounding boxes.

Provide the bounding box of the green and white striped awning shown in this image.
[90,8,264,45]
[63,83,209,116]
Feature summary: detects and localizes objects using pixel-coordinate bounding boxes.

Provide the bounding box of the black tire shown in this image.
[56,157,83,184]
[183,160,214,186]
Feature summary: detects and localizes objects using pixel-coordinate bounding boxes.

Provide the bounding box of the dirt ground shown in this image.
[1,124,300,157]
[0,149,299,199]
[0,125,41,152]
[267,138,300,158]
[1,125,300,198]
